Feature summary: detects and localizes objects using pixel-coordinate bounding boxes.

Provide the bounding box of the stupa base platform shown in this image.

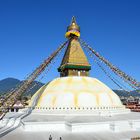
[22,111,140,132]
[23,120,140,132]
[1,111,140,140]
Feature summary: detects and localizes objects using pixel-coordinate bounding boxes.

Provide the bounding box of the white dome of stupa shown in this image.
[30,76,125,112]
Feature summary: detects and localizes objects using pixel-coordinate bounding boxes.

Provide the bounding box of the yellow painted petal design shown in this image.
[29,77,123,108]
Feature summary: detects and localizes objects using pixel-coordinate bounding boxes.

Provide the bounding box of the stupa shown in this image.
[29,17,129,116]
[1,17,140,140]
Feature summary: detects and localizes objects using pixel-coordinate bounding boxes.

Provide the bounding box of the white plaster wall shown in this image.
[71,123,110,132]
[99,93,112,106]
[131,121,140,131]
[78,93,97,106]
[110,121,132,132]
[23,122,70,131]
[23,119,140,132]
[55,93,74,107]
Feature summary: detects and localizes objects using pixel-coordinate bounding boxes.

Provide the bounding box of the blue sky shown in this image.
[0,0,140,89]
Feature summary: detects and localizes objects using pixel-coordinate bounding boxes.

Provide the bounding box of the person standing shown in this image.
[49,135,52,140]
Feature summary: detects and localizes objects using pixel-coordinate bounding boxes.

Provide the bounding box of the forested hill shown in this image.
[0,78,44,97]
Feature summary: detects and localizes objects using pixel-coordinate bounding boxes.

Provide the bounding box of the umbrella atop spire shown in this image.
[65,16,80,38]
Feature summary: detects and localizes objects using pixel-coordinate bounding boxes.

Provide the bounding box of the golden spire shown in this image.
[58,17,91,77]
[65,16,80,38]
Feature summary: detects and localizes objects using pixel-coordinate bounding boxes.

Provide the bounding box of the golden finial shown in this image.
[65,16,80,38]
[71,16,77,24]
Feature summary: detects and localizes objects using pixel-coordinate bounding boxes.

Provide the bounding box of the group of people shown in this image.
[49,135,62,140]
